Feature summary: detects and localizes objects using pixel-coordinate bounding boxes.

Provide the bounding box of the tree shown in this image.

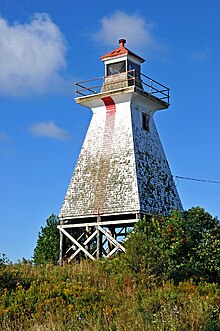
[124,215,169,280]
[33,214,60,265]
[0,253,9,267]
[125,207,220,283]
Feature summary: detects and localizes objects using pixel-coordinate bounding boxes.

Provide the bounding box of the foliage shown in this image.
[33,214,60,265]
[0,253,9,268]
[1,207,220,329]
[125,207,220,283]
[124,215,169,281]
[0,261,220,330]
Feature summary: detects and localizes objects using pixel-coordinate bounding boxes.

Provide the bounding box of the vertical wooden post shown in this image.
[107,227,112,254]
[107,226,115,253]
[59,220,64,266]
[85,225,89,259]
[96,227,100,259]
[96,215,101,259]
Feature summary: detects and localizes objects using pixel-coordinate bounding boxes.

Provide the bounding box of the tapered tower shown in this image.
[58,39,182,263]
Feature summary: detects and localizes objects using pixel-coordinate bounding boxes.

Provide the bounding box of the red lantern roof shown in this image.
[100,39,145,63]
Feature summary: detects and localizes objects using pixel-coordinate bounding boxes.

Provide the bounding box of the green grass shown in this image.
[0,259,220,330]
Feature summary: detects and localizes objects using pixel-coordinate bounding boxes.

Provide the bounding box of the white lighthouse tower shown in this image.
[58,39,183,263]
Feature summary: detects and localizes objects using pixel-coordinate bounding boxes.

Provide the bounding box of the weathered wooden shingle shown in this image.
[59,91,182,220]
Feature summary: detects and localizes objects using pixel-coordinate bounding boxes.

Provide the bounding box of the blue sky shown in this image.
[1,0,220,261]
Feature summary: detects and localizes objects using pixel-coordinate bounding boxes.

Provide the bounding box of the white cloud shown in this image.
[28,121,70,140]
[93,11,167,54]
[0,13,68,96]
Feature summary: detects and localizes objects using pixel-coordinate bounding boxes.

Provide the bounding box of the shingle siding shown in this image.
[59,92,182,220]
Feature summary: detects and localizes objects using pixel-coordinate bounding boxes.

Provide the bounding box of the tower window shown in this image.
[142,113,150,131]
[107,61,126,76]
[128,61,140,78]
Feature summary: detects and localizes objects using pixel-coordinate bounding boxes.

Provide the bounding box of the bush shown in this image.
[124,215,169,281]
[125,207,220,283]
[0,262,220,330]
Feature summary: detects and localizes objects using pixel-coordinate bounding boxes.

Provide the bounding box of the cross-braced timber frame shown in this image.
[58,212,140,264]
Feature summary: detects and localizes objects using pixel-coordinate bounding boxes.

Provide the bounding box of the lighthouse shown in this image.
[58,39,183,263]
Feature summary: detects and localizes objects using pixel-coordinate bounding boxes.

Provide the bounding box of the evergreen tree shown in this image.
[33,214,59,265]
[0,253,9,267]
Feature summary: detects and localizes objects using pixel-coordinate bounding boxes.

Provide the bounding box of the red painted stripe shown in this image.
[94,97,116,214]
[102,97,116,112]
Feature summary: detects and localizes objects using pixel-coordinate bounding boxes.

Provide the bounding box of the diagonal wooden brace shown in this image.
[83,229,98,246]
[97,225,125,252]
[107,246,120,258]
[58,226,95,260]
[68,248,81,262]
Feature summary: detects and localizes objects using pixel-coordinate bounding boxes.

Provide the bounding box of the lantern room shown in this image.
[100,38,145,91]
[75,39,170,108]
[101,39,144,77]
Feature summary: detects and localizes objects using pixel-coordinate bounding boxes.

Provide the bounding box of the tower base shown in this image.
[58,212,140,264]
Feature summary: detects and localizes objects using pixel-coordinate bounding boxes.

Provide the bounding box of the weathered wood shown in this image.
[96,227,101,259]
[96,216,102,259]
[107,246,119,258]
[83,229,98,246]
[77,232,85,241]
[98,225,125,252]
[85,225,89,256]
[61,219,137,228]
[66,244,77,254]
[60,210,138,220]
[58,219,130,262]
[59,221,64,265]
[107,227,113,254]
[68,248,81,262]
[58,226,95,260]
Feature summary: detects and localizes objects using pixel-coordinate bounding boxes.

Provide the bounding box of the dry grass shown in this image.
[0,260,220,330]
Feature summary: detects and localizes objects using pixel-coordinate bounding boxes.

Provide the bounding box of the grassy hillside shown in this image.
[0,259,220,331]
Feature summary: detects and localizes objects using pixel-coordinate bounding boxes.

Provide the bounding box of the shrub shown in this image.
[125,207,220,283]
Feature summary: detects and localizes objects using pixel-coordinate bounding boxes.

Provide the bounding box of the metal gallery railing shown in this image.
[75,70,170,104]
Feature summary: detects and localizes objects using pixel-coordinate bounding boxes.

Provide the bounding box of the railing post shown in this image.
[75,83,78,98]
[74,72,169,103]
[133,69,135,85]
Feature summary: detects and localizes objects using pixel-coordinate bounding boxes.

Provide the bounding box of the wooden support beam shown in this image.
[107,246,119,258]
[58,226,95,260]
[77,232,85,241]
[61,219,137,228]
[83,229,98,246]
[96,215,102,259]
[66,244,77,254]
[97,227,101,259]
[98,225,125,252]
[58,217,130,261]
[85,225,89,256]
[102,246,108,256]
[60,211,139,221]
[68,248,81,262]
[117,227,125,235]
[59,221,64,265]
[107,227,113,253]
